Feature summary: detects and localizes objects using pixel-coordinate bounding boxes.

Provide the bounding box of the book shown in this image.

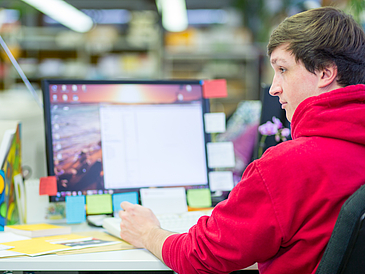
[0,121,21,230]
[4,223,72,238]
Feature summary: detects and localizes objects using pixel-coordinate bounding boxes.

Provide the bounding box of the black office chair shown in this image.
[315,184,365,274]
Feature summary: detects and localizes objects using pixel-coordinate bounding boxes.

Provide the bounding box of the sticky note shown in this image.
[140,187,187,215]
[202,79,227,98]
[204,113,226,133]
[209,171,234,191]
[112,192,139,212]
[66,195,86,224]
[86,194,113,215]
[39,176,57,196]
[187,188,212,208]
[207,142,235,168]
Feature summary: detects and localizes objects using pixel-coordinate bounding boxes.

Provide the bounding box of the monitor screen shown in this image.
[42,80,211,203]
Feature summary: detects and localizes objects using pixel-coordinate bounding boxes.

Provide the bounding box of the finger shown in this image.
[120,201,133,210]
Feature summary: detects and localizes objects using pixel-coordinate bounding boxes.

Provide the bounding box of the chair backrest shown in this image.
[315,184,365,274]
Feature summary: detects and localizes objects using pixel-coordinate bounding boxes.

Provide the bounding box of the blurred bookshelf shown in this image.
[0,8,263,118]
[163,26,262,117]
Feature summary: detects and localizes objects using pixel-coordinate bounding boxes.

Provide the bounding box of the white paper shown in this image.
[140,187,188,215]
[0,232,30,243]
[24,179,50,224]
[209,171,234,191]
[207,142,235,168]
[0,244,13,250]
[0,250,25,258]
[204,113,226,133]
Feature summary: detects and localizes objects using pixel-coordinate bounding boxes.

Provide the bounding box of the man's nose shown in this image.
[269,76,282,96]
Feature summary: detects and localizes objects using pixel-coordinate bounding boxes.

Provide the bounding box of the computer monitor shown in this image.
[42,79,211,203]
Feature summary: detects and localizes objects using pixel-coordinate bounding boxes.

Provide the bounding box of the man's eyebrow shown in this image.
[270,58,287,65]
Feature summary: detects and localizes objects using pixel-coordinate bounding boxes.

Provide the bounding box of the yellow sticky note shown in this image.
[86,194,113,215]
[187,188,212,208]
[3,238,71,256]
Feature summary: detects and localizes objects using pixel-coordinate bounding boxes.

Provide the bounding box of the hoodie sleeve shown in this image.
[162,162,283,274]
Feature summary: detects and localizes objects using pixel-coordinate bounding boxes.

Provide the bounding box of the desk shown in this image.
[0,249,172,272]
[0,249,258,273]
[0,223,258,273]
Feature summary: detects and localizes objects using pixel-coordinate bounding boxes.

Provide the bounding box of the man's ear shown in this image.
[318,63,338,88]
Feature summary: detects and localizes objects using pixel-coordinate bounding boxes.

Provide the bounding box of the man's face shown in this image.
[269,44,321,122]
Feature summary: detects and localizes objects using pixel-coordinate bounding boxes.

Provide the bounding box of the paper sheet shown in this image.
[0,232,30,243]
[112,192,139,213]
[209,171,234,191]
[86,194,113,215]
[24,179,49,224]
[66,195,86,224]
[0,249,25,258]
[204,113,226,133]
[39,176,57,196]
[0,233,118,256]
[56,231,134,255]
[202,79,227,98]
[187,188,212,208]
[1,238,72,256]
[207,142,235,168]
[140,187,188,215]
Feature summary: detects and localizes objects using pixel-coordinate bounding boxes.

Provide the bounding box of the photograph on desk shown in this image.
[0,121,22,230]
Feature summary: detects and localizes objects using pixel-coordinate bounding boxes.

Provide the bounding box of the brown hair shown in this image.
[267,7,365,86]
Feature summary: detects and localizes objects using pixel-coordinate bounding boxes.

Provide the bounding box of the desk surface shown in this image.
[0,223,258,272]
[0,248,170,271]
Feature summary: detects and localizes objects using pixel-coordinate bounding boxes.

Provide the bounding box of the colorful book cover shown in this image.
[0,123,21,230]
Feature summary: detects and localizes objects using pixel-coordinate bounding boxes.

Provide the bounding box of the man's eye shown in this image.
[279,67,286,73]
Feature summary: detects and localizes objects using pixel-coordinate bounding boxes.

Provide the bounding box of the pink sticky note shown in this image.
[39,176,58,196]
[202,79,227,98]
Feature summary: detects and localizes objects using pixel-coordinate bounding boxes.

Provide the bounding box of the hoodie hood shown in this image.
[291,84,365,146]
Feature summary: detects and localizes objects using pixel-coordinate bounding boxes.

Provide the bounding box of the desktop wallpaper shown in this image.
[51,104,103,195]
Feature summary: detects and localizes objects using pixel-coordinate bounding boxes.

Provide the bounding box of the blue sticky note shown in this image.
[112,192,139,212]
[66,195,86,224]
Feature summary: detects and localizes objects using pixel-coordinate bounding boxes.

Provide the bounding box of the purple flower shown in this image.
[281,128,290,137]
[258,121,278,135]
[258,116,291,158]
[272,116,283,129]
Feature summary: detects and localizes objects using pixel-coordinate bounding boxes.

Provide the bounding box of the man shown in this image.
[118,7,365,273]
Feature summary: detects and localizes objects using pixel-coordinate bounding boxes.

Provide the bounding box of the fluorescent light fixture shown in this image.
[21,0,93,33]
[156,0,188,32]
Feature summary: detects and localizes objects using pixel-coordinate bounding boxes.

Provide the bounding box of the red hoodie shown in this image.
[162,84,365,274]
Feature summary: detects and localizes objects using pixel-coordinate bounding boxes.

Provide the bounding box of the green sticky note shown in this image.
[86,194,113,214]
[187,188,212,208]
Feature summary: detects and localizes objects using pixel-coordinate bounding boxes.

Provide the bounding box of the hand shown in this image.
[118,201,161,248]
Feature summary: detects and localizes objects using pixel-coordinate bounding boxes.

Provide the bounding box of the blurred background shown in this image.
[0,0,362,179]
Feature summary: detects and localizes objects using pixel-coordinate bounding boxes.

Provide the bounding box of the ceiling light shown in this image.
[156,0,188,32]
[21,0,93,33]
